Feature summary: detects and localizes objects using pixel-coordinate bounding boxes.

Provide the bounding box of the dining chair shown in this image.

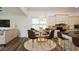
[43,30,54,48]
[28,30,38,48]
[28,30,38,43]
[45,30,54,39]
[28,30,38,39]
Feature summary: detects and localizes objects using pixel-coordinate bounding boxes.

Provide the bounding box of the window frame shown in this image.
[32,17,47,30]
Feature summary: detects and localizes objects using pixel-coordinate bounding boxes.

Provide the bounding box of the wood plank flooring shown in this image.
[0,37,63,51]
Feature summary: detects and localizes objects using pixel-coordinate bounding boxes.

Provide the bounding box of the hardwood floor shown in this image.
[0,37,28,51]
[0,37,63,51]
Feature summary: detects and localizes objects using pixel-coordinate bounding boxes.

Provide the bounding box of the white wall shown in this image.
[1,7,79,37]
[0,15,29,37]
[13,16,30,37]
[27,10,57,28]
[28,10,79,29]
[0,7,29,37]
[47,15,79,29]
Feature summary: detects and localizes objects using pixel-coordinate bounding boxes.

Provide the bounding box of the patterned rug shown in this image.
[24,38,57,51]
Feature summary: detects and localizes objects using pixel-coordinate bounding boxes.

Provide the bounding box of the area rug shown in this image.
[24,39,56,51]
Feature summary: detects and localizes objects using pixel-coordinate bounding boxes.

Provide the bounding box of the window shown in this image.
[32,17,47,30]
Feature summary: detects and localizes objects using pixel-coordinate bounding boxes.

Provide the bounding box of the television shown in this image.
[74,25,79,29]
[0,20,10,27]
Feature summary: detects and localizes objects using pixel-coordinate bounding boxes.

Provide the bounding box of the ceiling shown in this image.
[1,7,79,16]
[27,7,79,12]
[0,7,26,16]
